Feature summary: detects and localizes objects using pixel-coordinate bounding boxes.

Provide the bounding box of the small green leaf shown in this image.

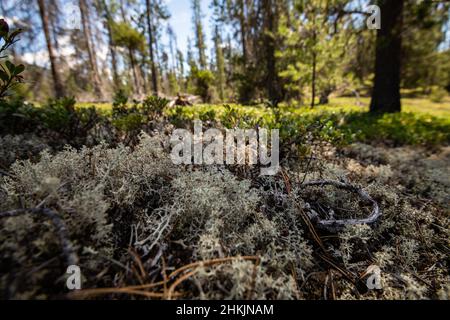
[7,29,22,41]
[5,60,15,73]
[0,69,9,82]
[14,64,25,75]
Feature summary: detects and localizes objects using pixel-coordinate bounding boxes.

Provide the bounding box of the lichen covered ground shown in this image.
[1,126,448,299]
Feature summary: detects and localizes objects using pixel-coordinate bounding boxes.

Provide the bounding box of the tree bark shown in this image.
[79,0,103,99]
[369,0,404,113]
[311,52,316,108]
[37,0,65,98]
[262,0,281,106]
[145,0,159,95]
[128,48,141,95]
[99,0,119,90]
[238,0,247,65]
[310,12,317,108]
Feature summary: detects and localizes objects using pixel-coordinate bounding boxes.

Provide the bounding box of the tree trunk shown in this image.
[99,0,119,90]
[311,52,316,108]
[128,48,141,95]
[79,0,103,99]
[145,0,159,95]
[369,0,404,113]
[263,0,281,106]
[310,12,317,108]
[37,0,65,98]
[192,0,207,69]
[238,0,247,65]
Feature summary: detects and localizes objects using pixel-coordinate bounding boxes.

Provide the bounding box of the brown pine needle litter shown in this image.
[69,256,260,300]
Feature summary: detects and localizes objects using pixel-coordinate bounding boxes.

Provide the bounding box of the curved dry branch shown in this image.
[301,180,381,232]
[0,207,78,266]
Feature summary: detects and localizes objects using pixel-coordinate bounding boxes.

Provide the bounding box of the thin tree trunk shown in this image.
[49,0,59,50]
[37,0,65,98]
[311,52,316,108]
[152,16,161,86]
[128,48,141,95]
[79,0,103,99]
[238,0,247,65]
[369,0,404,113]
[263,0,280,106]
[99,0,119,90]
[311,12,317,108]
[145,0,158,95]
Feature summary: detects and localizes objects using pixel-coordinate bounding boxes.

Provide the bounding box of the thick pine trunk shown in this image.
[369,0,404,113]
[37,0,65,98]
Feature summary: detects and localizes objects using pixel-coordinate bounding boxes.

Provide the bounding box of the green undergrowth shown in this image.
[165,103,450,146]
[2,96,449,148]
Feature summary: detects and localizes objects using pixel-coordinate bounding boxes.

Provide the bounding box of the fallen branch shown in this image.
[301,179,381,232]
[0,207,78,266]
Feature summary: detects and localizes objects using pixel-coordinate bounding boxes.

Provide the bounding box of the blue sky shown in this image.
[164,0,214,53]
[8,0,218,68]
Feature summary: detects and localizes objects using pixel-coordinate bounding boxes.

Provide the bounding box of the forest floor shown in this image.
[76,96,450,118]
[0,96,449,299]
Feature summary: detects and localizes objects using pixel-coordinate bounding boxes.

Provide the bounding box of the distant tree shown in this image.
[277,0,350,106]
[191,0,207,69]
[37,0,65,98]
[111,21,146,95]
[401,1,450,93]
[176,49,185,91]
[145,0,158,94]
[262,0,282,106]
[79,0,103,98]
[214,25,226,101]
[96,0,120,90]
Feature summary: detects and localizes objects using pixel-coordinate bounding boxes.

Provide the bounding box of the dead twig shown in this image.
[69,287,183,299]
[69,256,260,300]
[301,179,381,232]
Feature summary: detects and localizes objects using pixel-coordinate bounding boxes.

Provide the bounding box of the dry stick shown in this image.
[323,273,329,300]
[167,256,260,280]
[246,256,261,300]
[167,270,197,300]
[0,208,78,266]
[69,287,182,299]
[329,270,336,300]
[280,170,361,289]
[71,256,260,300]
[281,169,327,251]
[161,256,168,299]
[128,247,147,281]
[301,179,381,232]
[166,256,260,299]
